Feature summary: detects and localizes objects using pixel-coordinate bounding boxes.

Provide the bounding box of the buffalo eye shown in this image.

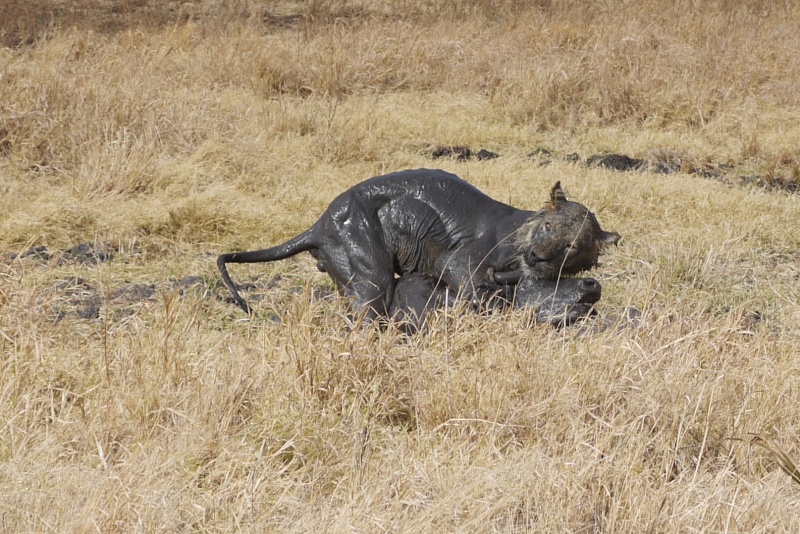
[544,222,552,231]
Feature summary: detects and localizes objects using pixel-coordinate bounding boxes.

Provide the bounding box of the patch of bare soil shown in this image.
[42,269,316,322]
[429,144,800,193]
[48,276,156,320]
[2,241,333,321]
[1,0,174,47]
[0,0,308,48]
[47,275,221,321]
[430,145,499,161]
[4,243,114,265]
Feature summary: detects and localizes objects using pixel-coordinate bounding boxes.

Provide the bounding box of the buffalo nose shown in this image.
[526,252,545,264]
[577,277,602,304]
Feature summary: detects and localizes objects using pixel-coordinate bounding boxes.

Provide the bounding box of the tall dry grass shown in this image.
[2,1,800,531]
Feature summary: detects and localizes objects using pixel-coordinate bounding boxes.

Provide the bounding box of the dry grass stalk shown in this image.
[750,435,800,487]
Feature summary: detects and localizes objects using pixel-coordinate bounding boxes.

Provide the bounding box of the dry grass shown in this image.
[2,1,800,531]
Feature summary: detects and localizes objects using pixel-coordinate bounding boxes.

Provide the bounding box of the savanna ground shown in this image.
[2,0,800,531]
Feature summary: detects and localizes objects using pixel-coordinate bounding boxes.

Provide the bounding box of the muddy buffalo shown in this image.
[218,169,619,320]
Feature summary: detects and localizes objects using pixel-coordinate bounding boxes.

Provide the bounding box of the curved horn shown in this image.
[550,181,567,206]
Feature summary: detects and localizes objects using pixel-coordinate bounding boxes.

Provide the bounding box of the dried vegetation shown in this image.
[1,0,800,531]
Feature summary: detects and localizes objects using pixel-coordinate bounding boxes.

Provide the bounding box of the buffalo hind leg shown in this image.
[315,245,395,324]
[317,205,396,323]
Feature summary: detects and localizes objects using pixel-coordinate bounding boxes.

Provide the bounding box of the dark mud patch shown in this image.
[589,306,643,333]
[46,272,332,322]
[535,149,713,176]
[526,147,556,163]
[463,144,800,192]
[1,0,276,48]
[111,283,157,302]
[219,274,283,308]
[4,242,115,266]
[59,243,114,265]
[528,147,800,193]
[427,143,766,185]
[218,274,335,307]
[0,0,396,49]
[4,245,51,262]
[758,151,800,192]
[586,154,648,172]
[430,146,499,161]
[169,275,208,295]
[49,277,156,320]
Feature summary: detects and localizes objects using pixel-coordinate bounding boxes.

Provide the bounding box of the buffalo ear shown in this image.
[549,181,567,208]
[600,230,622,247]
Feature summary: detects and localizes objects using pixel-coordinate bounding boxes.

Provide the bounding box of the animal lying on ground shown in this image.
[389,272,602,333]
[218,168,620,319]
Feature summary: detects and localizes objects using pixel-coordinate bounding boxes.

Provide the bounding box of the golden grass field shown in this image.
[2,0,800,531]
